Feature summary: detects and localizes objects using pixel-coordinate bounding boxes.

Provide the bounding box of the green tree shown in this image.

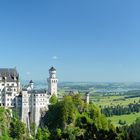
[127,118,140,140]
[42,95,120,140]
[50,95,58,104]
[56,128,62,139]
[45,95,77,131]
[36,128,42,140]
[0,108,12,140]
[10,118,26,140]
[41,128,50,140]
[100,114,109,130]
[30,122,36,139]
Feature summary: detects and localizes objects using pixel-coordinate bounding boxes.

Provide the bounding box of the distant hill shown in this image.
[21,80,140,92]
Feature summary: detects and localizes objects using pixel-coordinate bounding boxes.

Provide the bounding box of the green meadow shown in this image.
[107,112,140,126]
[93,96,140,107]
[92,95,140,126]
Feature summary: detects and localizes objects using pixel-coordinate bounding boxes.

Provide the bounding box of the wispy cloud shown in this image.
[52,56,58,60]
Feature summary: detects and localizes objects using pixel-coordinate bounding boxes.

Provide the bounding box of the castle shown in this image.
[0,67,58,129]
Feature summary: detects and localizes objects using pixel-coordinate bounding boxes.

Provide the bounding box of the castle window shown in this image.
[8,88,12,91]
[7,103,9,106]
[2,84,4,86]
[7,84,9,86]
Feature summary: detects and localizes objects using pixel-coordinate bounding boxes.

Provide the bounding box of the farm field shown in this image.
[107,112,140,126]
[92,95,140,126]
[93,96,140,107]
[58,83,140,127]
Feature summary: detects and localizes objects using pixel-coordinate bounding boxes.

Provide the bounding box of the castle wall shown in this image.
[21,90,30,127]
[21,90,50,128]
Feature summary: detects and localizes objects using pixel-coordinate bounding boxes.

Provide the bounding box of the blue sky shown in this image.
[0,0,140,82]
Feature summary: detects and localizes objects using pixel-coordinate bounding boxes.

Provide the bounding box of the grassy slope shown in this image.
[107,112,140,126]
[59,88,140,126]
[93,96,140,107]
[92,96,140,126]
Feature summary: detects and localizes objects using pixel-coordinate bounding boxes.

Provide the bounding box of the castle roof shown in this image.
[49,67,56,71]
[29,89,46,94]
[0,68,19,82]
[29,80,34,83]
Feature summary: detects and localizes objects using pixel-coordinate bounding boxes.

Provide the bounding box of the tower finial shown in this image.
[49,66,56,71]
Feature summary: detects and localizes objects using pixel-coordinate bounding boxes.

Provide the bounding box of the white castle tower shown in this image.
[27,80,34,91]
[47,67,58,97]
[85,92,90,104]
[29,80,34,90]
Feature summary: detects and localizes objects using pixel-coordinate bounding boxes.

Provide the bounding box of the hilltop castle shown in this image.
[0,67,58,129]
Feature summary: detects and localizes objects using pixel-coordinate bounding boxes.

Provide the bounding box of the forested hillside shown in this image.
[0,95,140,140]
